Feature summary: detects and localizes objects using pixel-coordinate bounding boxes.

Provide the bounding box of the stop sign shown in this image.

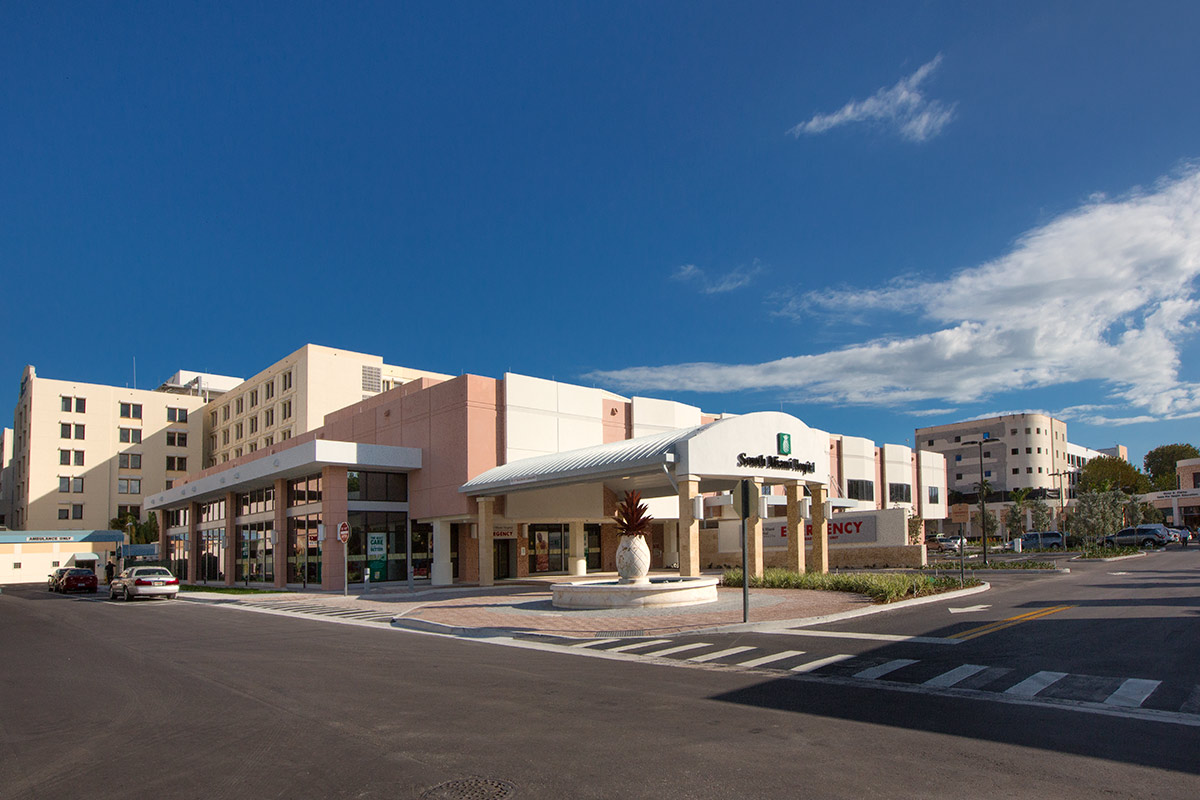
[337,521,350,544]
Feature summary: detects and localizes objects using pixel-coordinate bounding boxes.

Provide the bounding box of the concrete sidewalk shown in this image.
[179,570,990,639]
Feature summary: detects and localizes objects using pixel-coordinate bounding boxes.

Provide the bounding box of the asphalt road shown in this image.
[2,553,1198,800]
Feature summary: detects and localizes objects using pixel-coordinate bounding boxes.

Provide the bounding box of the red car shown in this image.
[58,568,98,594]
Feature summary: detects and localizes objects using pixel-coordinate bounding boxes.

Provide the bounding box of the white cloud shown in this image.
[590,166,1200,422]
[789,55,955,143]
[672,261,763,294]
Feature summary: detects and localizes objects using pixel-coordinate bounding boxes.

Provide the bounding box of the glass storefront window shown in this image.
[169,533,189,580]
[287,475,323,507]
[199,528,224,583]
[236,522,274,583]
[347,471,408,502]
[347,511,411,582]
[286,513,322,586]
[528,524,566,573]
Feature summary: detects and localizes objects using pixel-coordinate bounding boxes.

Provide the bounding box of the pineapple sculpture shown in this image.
[614,490,653,584]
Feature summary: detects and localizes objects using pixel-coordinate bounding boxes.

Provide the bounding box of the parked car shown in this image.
[1165,528,1183,543]
[47,567,71,591]
[58,568,98,594]
[108,566,180,601]
[1104,524,1171,548]
[933,535,966,553]
[1009,531,1066,551]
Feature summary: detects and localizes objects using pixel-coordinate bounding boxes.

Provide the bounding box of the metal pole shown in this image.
[741,515,749,623]
[979,440,989,566]
[343,538,348,597]
[406,516,413,591]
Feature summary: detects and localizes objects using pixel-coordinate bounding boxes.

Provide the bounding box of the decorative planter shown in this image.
[615,534,651,584]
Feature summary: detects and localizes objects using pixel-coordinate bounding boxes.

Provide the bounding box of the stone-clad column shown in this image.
[321,466,348,592]
[431,519,453,586]
[186,501,200,584]
[678,478,701,577]
[273,478,287,588]
[477,497,495,587]
[810,483,829,574]
[568,520,586,576]
[785,481,806,574]
[746,479,764,578]
[223,491,237,586]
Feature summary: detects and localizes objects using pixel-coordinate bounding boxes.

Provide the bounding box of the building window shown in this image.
[58,508,69,520]
[954,436,961,442]
[1012,468,1019,475]
[222,430,230,446]
[927,439,933,446]
[211,411,218,427]
[846,479,874,501]
[1038,467,1043,474]
[249,389,258,408]
[235,422,243,440]
[74,424,85,439]
[281,400,292,420]
[1036,427,1041,434]
[61,396,71,412]
[12,562,20,569]
[167,431,188,447]
[71,477,83,492]
[166,479,174,489]
[59,477,70,493]
[888,483,912,503]
[119,453,142,469]
[280,428,291,441]
[263,408,274,427]
[1025,447,1032,454]
[1026,467,1033,473]
[120,402,143,419]
[117,504,140,520]
[249,416,258,434]
[1037,447,1042,454]
[983,450,991,458]
[72,504,83,519]
[167,407,188,422]
[235,397,244,414]
[264,380,275,400]
[233,448,242,458]
[1011,448,1018,455]
[210,435,217,451]
[1025,427,1031,434]
[955,473,963,480]
[74,451,84,466]
[117,478,142,495]
[248,442,257,453]
[60,423,71,438]
[928,486,939,504]
[222,404,230,422]
[281,371,293,391]
[984,470,992,478]
[347,471,408,502]
[166,456,187,472]
[60,449,71,465]
[119,428,142,444]
[263,435,273,446]
[954,454,961,462]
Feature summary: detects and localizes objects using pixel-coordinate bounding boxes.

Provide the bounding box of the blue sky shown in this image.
[4,1,1200,468]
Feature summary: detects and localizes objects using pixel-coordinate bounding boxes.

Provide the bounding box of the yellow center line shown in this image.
[948,605,1075,641]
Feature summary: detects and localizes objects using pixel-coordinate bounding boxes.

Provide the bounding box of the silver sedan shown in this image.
[109,566,180,601]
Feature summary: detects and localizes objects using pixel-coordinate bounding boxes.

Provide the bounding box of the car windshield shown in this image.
[137,568,173,576]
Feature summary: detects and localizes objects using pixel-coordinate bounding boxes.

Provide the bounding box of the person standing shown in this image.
[104,560,115,583]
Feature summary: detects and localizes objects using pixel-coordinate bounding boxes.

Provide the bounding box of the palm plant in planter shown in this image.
[614,490,653,584]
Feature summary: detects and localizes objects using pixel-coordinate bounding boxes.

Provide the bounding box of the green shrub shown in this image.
[925,560,1056,570]
[1078,545,1141,559]
[721,567,979,603]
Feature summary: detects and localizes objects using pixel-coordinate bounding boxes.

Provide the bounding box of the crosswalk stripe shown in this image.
[643,642,713,658]
[571,638,622,648]
[686,646,756,663]
[1005,671,1068,697]
[854,658,919,680]
[1104,678,1161,708]
[738,650,806,668]
[923,664,989,688]
[1181,685,1200,715]
[607,639,672,653]
[791,654,854,673]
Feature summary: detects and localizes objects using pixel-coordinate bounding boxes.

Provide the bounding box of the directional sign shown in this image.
[337,521,350,544]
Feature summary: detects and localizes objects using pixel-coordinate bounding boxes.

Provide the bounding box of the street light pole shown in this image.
[963,438,1001,566]
[1049,471,1068,535]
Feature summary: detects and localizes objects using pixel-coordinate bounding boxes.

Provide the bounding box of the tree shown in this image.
[1078,456,1151,494]
[1143,443,1199,491]
[110,512,158,545]
[1124,494,1144,527]
[1027,496,1052,532]
[1072,489,1125,547]
[1004,488,1032,539]
[973,508,998,540]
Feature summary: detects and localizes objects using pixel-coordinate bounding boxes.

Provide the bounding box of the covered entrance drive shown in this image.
[460,411,836,586]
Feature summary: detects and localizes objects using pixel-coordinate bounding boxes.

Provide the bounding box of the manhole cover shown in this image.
[420,778,517,800]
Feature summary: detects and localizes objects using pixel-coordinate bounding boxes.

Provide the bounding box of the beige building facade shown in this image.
[6,366,221,531]
[203,344,451,468]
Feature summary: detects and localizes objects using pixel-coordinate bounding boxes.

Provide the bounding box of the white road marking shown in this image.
[686,646,756,663]
[643,642,713,658]
[773,629,960,645]
[738,650,807,668]
[1104,678,1162,708]
[571,638,621,648]
[1182,686,1200,715]
[923,664,989,688]
[948,605,991,614]
[791,654,854,673]
[1005,671,1069,697]
[854,659,919,680]
[607,639,672,653]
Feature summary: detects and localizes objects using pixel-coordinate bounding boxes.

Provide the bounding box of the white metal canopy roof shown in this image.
[460,423,714,496]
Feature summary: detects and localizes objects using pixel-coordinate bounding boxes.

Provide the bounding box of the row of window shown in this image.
[215,372,293,425]
[213,429,291,466]
[63,424,187,447]
[57,505,84,520]
[59,477,84,493]
[60,396,86,413]
[59,449,85,466]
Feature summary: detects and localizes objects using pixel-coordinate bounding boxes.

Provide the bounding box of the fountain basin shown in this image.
[551,576,720,609]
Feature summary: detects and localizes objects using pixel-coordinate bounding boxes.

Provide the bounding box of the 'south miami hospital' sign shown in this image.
[735,432,816,474]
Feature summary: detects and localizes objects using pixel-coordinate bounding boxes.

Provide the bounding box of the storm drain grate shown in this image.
[594,630,648,637]
[420,778,516,799]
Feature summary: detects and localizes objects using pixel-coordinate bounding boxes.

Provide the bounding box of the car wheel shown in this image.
[1141,538,1156,548]
[123,587,133,602]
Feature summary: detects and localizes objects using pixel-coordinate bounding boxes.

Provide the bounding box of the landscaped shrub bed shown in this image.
[1078,545,1141,559]
[721,567,980,603]
[926,560,1056,570]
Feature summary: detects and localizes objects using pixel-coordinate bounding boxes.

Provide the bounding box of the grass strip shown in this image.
[721,567,980,604]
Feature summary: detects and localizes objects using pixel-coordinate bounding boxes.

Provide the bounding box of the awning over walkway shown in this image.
[461,411,831,498]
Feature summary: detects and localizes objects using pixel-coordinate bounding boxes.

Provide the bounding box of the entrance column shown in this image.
[809,483,829,574]
[186,501,200,583]
[568,520,586,576]
[678,477,701,577]
[785,481,806,574]
[747,479,764,578]
[223,491,237,587]
[272,478,287,588]
[663,520,679,569]
[431,520,453,586]
[477,497,495,587]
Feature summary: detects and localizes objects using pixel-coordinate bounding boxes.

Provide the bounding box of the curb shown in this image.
[1070,551,1149,563]
[690,581,992,636]
[390,618,508,638]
